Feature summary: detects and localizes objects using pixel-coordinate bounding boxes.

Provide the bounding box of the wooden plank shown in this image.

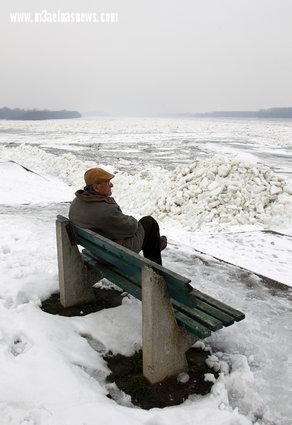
[73,226,198,309]
[73,225,191,285]
[78,236,141,284]
[171,299,223,331]
[83,253,219,338]
[82,253,142,300]
[174,311,211,339]
[195,299,235,326]
[58,216,245,337]
[83,243,236,328]
[191,288,245,321]
[83,250,139,289]
[84,254,211,339]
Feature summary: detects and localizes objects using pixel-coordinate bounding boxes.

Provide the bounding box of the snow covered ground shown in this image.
[0,117,292,425]
[165,228,292,287]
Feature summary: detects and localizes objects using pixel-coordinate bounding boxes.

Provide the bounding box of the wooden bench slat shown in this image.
[79,230,244,322]
[82,236,242,324]
[82,253,142,301]
[84,253,212,338]
[79,237,141,284]
[82,247,235,328]
[83,252,222,338]
[191,288,245,321]
[171,299,223,331]
[72,223,244,336]
[74,226,199,310]
[76,226,243,322]
[74,225,191,283]
[174,311,211,339]
[73,226,190,281]
[82,252,226,338]
[194,299,235,325]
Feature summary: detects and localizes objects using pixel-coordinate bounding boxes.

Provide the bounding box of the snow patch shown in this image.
[0,161,72,205]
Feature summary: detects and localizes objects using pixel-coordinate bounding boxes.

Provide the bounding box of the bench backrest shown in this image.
[71,222,199,309]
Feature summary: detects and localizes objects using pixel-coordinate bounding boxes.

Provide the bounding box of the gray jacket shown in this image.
[68,189,145,253]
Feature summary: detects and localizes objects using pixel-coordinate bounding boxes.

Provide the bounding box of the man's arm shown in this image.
[102,206,138,239]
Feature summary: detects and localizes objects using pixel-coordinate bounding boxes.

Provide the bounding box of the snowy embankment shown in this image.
[0,143,292,425]
[0,161,72,204]
[1,144,292,234]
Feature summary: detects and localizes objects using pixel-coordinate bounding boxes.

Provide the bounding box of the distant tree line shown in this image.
[155,107,292,119]
[0,107,81,120]
[192,107,292,119]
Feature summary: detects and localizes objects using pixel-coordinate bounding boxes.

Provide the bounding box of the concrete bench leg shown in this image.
[142,266,196,384]
[56,216,101,308]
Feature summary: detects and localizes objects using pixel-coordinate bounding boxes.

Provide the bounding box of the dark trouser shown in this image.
[139,216,162,265]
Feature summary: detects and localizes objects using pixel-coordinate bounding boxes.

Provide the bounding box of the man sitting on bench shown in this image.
[69,167,167,265]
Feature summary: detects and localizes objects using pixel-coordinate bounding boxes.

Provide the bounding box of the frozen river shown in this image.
[1,116,292,177]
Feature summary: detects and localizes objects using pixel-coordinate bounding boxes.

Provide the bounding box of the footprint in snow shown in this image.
[80,333,107,354]
[10,337,31,357]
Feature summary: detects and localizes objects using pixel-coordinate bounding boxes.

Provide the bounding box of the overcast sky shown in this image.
[1,0,292,115]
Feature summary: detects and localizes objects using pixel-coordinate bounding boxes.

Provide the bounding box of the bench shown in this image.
[56,215,245,384]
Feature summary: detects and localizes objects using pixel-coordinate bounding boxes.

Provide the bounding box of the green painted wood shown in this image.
[82,254,211,338]
[174,311,211,339]
[78,236,141,284]
[194,298,235,325]
[82,253,233,338]
[73,226,198,309]
[82,253,142,300]
[171,299,223,331]
[76,226,243,324]
[73,224,192,284]
[57,216,245,338]
[59,217,245,331]
[191,288,245,321]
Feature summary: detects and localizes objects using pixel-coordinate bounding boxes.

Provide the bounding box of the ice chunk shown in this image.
[218,164,231,177]
[204,373,216,383]
[270,185,282,195]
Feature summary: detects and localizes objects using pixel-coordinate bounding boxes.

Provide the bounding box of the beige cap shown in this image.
[84,167,114,185]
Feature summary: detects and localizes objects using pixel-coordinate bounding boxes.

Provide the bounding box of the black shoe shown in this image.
[160,236,167,251]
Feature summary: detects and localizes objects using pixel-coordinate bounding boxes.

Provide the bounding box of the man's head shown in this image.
[84,167,114,197]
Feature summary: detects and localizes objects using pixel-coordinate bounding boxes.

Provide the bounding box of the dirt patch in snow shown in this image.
[105,348,218,409]
[41,287,124,316]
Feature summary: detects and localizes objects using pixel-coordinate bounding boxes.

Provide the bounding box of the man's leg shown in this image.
[139,216,163,265]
